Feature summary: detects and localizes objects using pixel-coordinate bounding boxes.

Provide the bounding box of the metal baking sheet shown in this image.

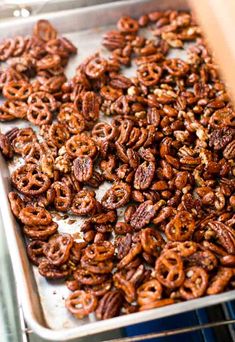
[1,0,235,340]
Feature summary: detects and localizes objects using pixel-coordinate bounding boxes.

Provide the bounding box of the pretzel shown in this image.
[165,211,196,241]
[28,91,57,111]
[27,240,46,266]
[101,182,131,209]
[1,100,28,119]
[117,242,142,269]
[85,55,107,79]
[66,134,97,159]
[155,250,185,288]
[92,122,118,141]
[81,255,113,274]
[33,20,57,42]
[23,221,58,240]
[43,233,73,266]
[137,279,162,306]
[207,267,234,295]
[85,241,115,261]
[117,16,139,33]
[3,80,32,100]
[50,181,72,212]
[164,241,198,257]
[74,268,108,285]
[140,228,165,257]
[179,266,208,299]
[139,298,175,311]
[19,206,52,226]
[85,279,112,297]
[71,190,96,216]
[37,54,61,71]
[65,290,97,319]
[113,272,136,303]
[0,39,16,61]
[38,259,70,279]
[27,102,52,126]
[12,127,37,155]
[12,164,51,195]
[137,63,162,86]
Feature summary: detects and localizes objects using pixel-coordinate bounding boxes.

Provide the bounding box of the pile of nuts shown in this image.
[1,11,235,320]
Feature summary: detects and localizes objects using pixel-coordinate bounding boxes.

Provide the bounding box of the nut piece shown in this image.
[73,156,93,182]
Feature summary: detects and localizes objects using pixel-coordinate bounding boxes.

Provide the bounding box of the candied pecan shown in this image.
[110,73,132,89]
[73,156,93,182]
[124,205,137,223]
[115,222,134,235]
[130,200,156,230]
[186,249,218,271]
[223,140,235,160]
[134,161,155,190]
[102,31,126,50]
[96,290,123,320]
[82,91,100,122]
[207,221,235,254]
[209,127,234,150]
[86,171,104,188]
[115,233,132,259]
[209,107,235,128]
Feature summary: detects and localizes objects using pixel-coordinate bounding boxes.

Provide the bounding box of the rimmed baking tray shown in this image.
[1,0,235,340]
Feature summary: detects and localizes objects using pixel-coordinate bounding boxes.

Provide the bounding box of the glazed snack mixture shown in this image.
[0,11,235,320]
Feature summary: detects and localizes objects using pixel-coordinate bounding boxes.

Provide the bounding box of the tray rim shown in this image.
[1,0,235,340]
